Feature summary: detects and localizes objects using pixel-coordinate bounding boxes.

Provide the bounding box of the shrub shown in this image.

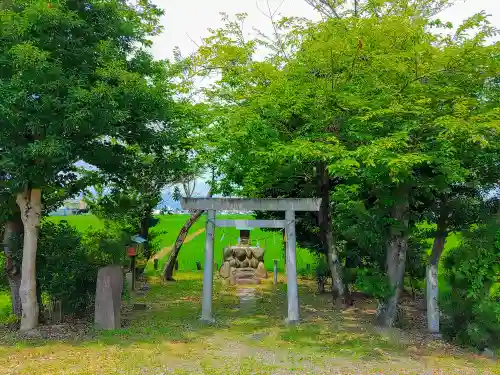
[354,268,392,301]
[0,251,7,291]
[0,256,12,323]
[37,221,100,316]
[0,219,130,318]
[37,220,130,317]
[406,227,430,296]
[81,222,129,267]
[441,221,500,349]
[315,256,330,293]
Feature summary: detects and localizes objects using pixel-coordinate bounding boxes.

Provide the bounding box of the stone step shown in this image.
[235,278,261,285]
[235,270,256,276]
[235,274,256,281]
[234,269,256,276]
[236,267,256,272]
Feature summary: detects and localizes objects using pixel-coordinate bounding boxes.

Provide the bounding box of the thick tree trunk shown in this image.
[163,210,204,281]
[8,276,22,317]
[317,161,346,306]
[16,188,42,332]
[427,219,447,334]
[376,192,409,327]
[2,217,23,317]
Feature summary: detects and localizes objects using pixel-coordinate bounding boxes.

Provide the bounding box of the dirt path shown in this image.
[152,228,205,260]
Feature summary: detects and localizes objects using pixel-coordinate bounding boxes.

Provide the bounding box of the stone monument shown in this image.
[94,265,123,330]
[219,228,267,284]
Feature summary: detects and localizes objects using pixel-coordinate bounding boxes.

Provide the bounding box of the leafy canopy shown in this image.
[188,2,500,272]
[0,0,170,196]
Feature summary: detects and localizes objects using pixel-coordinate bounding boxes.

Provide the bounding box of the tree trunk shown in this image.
[140,215,150,259]
[16,188,42,332]
[317,161,346,307]
[344,254,355,306]
[376,192,409,327]
[8,276,22,317]
[427,218,447,334]
[36,279,45,324]
[163,210,204,281]
[326,228,347,307]
[2,217,23,317]
[164,190,213,281]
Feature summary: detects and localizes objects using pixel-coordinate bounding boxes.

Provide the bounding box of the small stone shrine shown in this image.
[219,228,267,284]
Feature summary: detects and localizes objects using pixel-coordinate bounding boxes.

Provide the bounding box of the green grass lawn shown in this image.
[1,223,497,374]
[46,214,318,276]
[0,273,497,375]
[0,216,465,323]
[155,216,317,275]
[46,214,104,230]
[149,214,206,250]
[0,291,10,322]
[47,215,462,278]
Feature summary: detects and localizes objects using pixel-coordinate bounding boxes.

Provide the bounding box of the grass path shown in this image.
[152,228,206,260]
[0,273,498,375]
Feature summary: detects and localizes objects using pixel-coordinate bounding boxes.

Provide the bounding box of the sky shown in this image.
[149,0,500,61]
[150,0,500,204]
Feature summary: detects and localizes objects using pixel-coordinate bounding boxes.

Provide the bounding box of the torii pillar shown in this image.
[181,198,322,324]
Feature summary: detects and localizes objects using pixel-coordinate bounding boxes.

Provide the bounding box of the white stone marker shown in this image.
[201,209,216,322]
[426,264,440,334]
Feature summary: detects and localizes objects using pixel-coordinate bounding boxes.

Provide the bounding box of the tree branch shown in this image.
[303,0,341,19]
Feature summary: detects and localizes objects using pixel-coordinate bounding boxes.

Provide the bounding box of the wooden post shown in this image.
[273,259,278,285]
[130,255,136,291]
[285,210,299,323]
[201,209,216,322]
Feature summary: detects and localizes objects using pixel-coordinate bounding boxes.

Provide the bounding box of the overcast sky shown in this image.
[150,0,500,200]
[149,0,500,61]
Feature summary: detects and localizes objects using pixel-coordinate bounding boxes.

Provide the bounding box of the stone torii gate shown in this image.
[181,197,321,324]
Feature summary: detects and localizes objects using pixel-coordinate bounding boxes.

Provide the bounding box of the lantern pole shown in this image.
[131,254,136,291]
[127,245,137,291]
